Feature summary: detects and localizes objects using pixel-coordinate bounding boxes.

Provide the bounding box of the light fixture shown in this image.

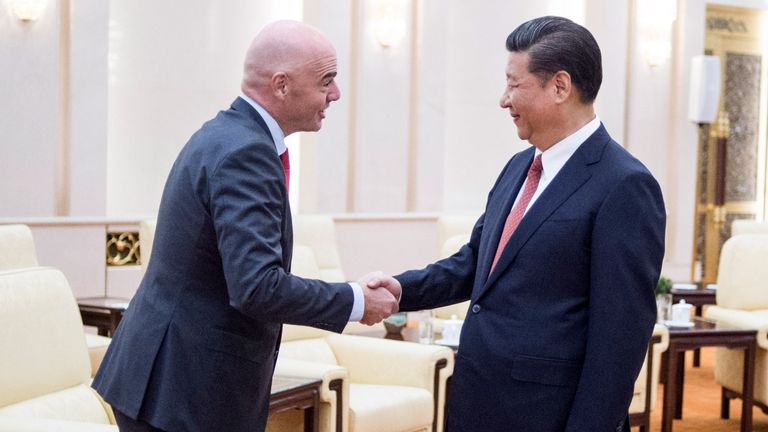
[11,0,47,22]
[375,0,406,48]
[637,0,678,67]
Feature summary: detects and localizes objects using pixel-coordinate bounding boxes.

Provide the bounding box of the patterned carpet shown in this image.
[649,348,768,432]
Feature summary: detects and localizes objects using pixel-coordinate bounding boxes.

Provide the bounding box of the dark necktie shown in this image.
[490,154,543,274]
[279,149,290,192]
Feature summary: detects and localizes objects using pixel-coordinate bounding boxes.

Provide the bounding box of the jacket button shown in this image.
[472,304,481,313]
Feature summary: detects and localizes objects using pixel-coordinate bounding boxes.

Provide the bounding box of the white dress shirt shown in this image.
[511,115,601,215]
[239,93,364,322]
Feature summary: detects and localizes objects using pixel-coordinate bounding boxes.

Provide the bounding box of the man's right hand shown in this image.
[357,272,399,325]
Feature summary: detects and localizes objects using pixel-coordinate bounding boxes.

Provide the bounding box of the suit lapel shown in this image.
[230,97,293,271]
[476,148,534,287]
[477,125,610,298]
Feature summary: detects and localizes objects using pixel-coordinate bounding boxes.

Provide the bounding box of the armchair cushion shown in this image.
[348,384,432,432]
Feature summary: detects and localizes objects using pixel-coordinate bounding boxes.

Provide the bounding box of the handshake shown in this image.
[357,271,402,326]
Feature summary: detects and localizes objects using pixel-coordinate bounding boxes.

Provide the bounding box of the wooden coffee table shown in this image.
[77,297,130,336]
[661,317,756,432]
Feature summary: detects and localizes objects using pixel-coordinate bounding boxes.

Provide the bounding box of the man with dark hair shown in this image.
[369,16,665,431]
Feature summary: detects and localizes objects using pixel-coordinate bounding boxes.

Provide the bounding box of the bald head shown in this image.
[242,20,334,96]
[241,20,341,136]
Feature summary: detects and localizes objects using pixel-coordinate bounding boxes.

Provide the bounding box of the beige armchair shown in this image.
[705,234,768,417]
[272,326,454,432]
[0,224,110,377]
[628,324,669,431]
[274,224,455,432]
[0,267,117,431]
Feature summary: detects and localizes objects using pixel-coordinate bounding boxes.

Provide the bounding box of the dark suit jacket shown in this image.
[396,125,665,432]
[93,97,354,432]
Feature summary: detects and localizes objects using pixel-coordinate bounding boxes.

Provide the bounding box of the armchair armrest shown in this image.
[326,335,454,390]
[273,358,348,432]
[705,306,768,349]
[652,323,669,354]
[273,358,348,405]
[84,334,110,377]
[0,417,117,432]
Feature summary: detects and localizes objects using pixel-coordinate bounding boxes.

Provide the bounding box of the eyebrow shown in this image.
[322,71,337,80]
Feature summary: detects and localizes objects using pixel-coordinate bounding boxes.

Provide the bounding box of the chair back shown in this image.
[731,220,768,236]
[0,267,90,407]
[0,224,39,271]
[292,215,345,282]
[716,234,768,310]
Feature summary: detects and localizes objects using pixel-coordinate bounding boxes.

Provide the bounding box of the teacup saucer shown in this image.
[664,320,695,328]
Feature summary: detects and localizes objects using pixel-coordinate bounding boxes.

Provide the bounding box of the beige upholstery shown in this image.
[629,324,669,415]
[0,267,116,431]
[273,326,454,432]
[0,224,110,376]
[139,219,157,276]
[293,214,345,282]
[705,234,768,407]
[0,224,39,270]
[732,219,768,236]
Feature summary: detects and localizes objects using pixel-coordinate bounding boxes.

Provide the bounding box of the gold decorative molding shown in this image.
[106,231,140,266]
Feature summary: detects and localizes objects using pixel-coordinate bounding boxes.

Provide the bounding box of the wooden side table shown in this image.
[671,287,716,367]
[269,376,322,432]
[77,297,130,337]
[661,317,756,432]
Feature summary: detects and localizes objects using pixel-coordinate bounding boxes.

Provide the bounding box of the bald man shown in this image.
[92,21,399,432]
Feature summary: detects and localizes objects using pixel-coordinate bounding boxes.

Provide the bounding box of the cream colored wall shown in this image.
[0,0,61,216]
[5,0,767,287]
[106,0,303,216]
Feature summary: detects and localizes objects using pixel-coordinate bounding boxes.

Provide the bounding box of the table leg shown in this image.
[741,342,755,432]
[304,388,320,432]
[693,306,703,367]
[662,346,679,432]
[675,351,685,419]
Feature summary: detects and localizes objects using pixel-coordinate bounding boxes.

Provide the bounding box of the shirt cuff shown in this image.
[348,282,364,322]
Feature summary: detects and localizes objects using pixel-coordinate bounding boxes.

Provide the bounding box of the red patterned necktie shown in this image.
[279,149,290,192]
[490,154,543,274]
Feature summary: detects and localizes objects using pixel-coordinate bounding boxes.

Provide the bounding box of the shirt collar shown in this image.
[239,92,287,155]
[536,115,601,181]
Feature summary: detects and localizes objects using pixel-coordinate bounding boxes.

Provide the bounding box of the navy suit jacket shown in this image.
[396,125,665,432]
[93,97,354,432]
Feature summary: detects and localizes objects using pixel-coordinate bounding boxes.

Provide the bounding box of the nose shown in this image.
[499,92,509,109]
[329,81,341,102]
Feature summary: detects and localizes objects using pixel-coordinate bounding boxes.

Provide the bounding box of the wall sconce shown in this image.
[375,0,406,48]
[637,0,678,67]
[11,0,47,22]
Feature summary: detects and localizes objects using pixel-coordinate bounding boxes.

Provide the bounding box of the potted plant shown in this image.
[656,276,673,322]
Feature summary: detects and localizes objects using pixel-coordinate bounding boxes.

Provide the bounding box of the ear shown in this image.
[551,70,572,104]
[271,72,289,100]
